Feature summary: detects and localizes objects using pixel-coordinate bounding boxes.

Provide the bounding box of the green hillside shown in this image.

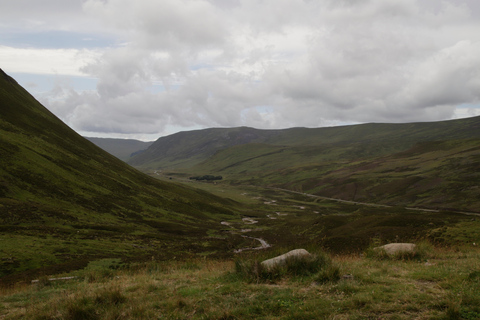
[129,117,480,170]
[129,117,480,212]
[0,69,240,282]
[128,127,283,169]
[187,138,480,212]
[85,137,153,161]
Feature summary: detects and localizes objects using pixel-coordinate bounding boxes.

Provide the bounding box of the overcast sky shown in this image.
[2,0,480,140]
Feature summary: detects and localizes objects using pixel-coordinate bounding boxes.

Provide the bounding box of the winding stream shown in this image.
[222,219,272,253]
[234,235,271,253]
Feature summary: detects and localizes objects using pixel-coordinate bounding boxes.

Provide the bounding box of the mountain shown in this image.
[128,127,281,169]
[128,117,480,212]
[129,118,480,170]
[85,137,153,161]
[0,69,239,281]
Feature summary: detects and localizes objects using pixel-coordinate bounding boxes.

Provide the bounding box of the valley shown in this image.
[1,68,480,319]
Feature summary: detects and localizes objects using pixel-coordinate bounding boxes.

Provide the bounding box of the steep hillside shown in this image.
[0,69,239,281]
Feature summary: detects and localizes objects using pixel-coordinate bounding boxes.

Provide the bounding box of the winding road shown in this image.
[267,187,480,217]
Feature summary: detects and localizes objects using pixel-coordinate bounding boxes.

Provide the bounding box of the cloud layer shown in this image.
[2,0,480,138]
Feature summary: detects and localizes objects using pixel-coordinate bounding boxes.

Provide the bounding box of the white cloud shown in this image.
[0,46,100,76]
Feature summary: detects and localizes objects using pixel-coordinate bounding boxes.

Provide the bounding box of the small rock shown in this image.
[342,274,354,280]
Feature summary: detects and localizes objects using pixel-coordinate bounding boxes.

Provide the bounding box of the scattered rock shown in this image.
[374,243,416,255]
[261,249,311,270]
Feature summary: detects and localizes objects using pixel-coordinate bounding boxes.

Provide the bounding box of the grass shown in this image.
[1,245,479,319]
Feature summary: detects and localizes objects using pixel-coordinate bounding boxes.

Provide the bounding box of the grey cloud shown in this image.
[33,0,480,137]
[83,0,226,50]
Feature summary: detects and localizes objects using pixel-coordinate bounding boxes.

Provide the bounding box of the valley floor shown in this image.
[1,246,479,319]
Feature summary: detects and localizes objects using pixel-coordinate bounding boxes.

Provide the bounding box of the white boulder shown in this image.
[261,249,311,270]
[375,243,416,255]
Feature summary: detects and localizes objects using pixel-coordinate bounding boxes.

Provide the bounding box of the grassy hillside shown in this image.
[128,127,284,169]
[129,116,480,212]
[0,69,240,282]
[129,117,480,171]
[188,138,480,212]
[85,137,153,161]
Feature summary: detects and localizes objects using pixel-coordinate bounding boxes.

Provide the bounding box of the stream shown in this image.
[234,235,271,253]
[222,219,272,253]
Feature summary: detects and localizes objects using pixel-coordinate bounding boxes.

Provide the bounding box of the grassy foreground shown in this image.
[1,246,479,319]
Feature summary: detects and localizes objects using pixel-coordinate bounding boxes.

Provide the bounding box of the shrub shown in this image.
[314,264,341,284]
[64,297,98,320]
[94,287,126,306]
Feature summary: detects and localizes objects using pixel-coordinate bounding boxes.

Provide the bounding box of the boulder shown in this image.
[374,243,416,255]
[261,249,311,270]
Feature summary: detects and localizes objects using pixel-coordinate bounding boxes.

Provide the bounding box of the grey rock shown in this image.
[375,243,416,255]
[261,249,311,270]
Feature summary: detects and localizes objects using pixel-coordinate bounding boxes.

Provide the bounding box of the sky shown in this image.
[1,0,480,141]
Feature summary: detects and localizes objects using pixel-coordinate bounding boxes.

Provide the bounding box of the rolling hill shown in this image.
[129,118,480,170]
[128,117,480,212]
[0,69,240,282]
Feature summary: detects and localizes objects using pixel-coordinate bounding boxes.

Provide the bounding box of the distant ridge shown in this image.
[85,137,153,161]
[129,116,480,170]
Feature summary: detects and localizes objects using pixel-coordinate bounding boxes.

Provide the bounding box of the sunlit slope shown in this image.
[0,69,238,278]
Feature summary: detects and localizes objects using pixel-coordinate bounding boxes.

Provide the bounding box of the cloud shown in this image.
[83,0,226,50]
[0,46,100,76]
[7,0,480,138]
